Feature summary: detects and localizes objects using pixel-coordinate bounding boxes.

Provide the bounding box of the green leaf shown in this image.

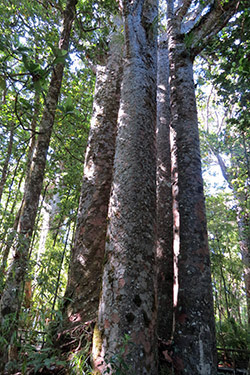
[33,80,42,93]
[65,96,74,112]
[52,55,68,65]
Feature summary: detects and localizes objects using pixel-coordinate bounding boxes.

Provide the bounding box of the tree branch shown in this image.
[189,0,240,57]
[53,131,85,163]
[180,1,211,33]
[176,0,192,22]
[14,91,44,134]
[216,153,232,188]
[203,130,232,188]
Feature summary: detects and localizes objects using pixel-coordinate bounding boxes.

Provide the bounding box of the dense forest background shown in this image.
[0,0,249,374]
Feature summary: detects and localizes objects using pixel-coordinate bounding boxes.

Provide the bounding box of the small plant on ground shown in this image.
[68,341,93,375]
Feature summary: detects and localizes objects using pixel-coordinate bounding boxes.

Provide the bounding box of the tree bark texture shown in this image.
[94,1,158,374]
[61,38,123,332]
[167,2,217,374]
[0,0,77,366]
[156,37,173,342]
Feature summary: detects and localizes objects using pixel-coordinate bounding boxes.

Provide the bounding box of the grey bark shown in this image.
[168,38,217,375]
[165,1,219,373]
[156,37,173,342]
[94,1,158,374]
[189,0,239,57]
[156,1,240,373]
[59,35,123,335]
[0,0,77,367]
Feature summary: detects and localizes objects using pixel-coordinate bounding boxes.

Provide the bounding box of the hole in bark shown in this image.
[133,294,142,307]
[126,312,135,323]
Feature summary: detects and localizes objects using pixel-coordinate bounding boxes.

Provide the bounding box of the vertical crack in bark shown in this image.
[170,125,180,337]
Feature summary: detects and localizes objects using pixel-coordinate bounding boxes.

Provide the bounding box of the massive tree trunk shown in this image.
[0,0,77,367]
[93,1,158,374]
[156,1,239,373]
[168,30,217,375]
[156,36,173,342]
[59,35,123,335]
[166,1,218,374]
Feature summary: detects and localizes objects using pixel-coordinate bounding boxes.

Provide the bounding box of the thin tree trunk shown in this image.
[93,1,158,373]
[167,2,217,373]
[23,92,40,189]
[0,0,77,367]
[0,126,14,204]
[237,207,250,326]
[216,153,250,326]
[0,151,26,229]
[0,92,39,232]
[0,94,40,285]
[156,37,173,342]
[33,182,62,284]
[50,192,70,244]
[216,239,231,320]
[59,35,123,337]
[0,162,26,287]
[51,221,71,314]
